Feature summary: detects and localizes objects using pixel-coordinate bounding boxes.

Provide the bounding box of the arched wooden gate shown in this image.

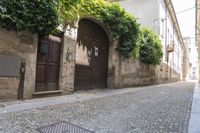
[75,18,109,90]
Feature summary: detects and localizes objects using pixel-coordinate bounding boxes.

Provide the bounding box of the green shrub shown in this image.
[57,0,81,26]
[139,27,163,65]
[0,0,59,34]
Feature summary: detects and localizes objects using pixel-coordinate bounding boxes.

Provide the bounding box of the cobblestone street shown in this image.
[0,82,195,133]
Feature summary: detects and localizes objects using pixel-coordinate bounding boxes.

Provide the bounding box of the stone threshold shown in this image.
[33,90,63,96]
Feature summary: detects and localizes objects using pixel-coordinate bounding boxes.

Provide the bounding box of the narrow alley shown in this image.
[0,82,195,133]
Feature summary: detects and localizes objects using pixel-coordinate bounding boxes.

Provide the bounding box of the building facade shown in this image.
[182,37,190,81]
[196,0,200,82]
[117,0,184,81]
[186,37,199,80]
[0,0,184,100]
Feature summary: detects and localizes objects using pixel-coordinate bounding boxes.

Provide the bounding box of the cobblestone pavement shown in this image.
[0,82,195,133]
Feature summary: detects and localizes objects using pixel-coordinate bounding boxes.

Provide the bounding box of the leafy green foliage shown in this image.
[0,0,59,34]
[57,0,81,26]
[139,27,163,65]
[80,0,140,58]
[0,0,143,59]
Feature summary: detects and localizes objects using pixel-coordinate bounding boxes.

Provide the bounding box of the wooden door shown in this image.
[75,19,109,90]
[35,34,62,92]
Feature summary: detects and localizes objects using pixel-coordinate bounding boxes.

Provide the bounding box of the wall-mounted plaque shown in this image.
[94,47,98,57]
[40,41,48,54]
[0,55,21,77]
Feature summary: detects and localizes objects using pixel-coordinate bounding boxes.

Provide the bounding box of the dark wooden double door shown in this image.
[75,19,109,90]
[35,34,62,92]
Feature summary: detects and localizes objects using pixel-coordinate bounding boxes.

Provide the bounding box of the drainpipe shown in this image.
[165,2,169,79]
[118,55,123,88]
[17,61,26,100]
[196,0,200,82]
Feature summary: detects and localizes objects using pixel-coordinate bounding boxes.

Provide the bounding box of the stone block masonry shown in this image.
[0,28,38,100]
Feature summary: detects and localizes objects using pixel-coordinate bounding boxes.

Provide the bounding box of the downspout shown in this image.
[171,24,175,79]
[17,60,26,100]
[165,1,169,79]
[118,55,122,88]
[195,0,200,82]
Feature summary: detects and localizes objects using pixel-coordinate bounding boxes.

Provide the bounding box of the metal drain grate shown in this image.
[36,121,95,133]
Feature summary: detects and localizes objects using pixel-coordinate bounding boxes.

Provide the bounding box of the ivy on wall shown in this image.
[0,0,163,65]
[57,0,81,27]
[139,27,163,65]
[80,0,140,58]
[0,0,59,34]
[56,0,140,58]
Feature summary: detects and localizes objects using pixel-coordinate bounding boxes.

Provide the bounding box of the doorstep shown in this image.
[33,90,63,95]
[32,90,64,99]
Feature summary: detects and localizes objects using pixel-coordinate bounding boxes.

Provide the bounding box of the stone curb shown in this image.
[188,82,200,133]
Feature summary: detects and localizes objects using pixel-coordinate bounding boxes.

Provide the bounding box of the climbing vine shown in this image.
[57,0,81,27]
[59,0,140,58]
[84,1,140,58]
[0,0,59,34]
[139,27,163,65]
[0,0,140,58]
[1,0,162,61]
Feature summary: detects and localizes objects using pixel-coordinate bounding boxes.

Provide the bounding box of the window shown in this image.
[160,19,165,38]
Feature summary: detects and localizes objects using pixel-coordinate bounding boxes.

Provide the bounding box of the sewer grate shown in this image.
[36,121,95,133]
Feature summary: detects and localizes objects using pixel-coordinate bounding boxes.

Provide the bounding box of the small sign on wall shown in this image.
[0,55,21,77]
[40,41,48,54]
[94,47,98,57]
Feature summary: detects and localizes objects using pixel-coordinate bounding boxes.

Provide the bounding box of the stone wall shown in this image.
[65,20,182,90]
[106,39,181,89]
[107,40,122,89]
[59,33,77,95]
[0,77,19,100]
[0,27,78,100]
[0,20,182,101]
[120,58,181,88]
[0,28,38,100]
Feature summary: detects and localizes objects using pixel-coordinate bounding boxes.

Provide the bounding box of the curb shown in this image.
[188,82,200,133]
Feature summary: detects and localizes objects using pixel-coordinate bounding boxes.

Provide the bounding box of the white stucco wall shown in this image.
[118,0,160,33]
[158,0,183,74]
[162,2,183,77]
[118,0,183,78]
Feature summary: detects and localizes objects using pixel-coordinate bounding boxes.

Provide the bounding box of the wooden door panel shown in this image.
[37,54,47,62]
[48,65,59,83]
[35,83,46,92]
[36,34,61,92]
[75,19,109,90]
[36,64,46,83]
[50,41,60,63]
[75,64,92,90]
[46,83,58,91]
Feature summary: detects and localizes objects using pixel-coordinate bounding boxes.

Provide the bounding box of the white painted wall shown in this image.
[117,0,183,75]
[118,0,159,33]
